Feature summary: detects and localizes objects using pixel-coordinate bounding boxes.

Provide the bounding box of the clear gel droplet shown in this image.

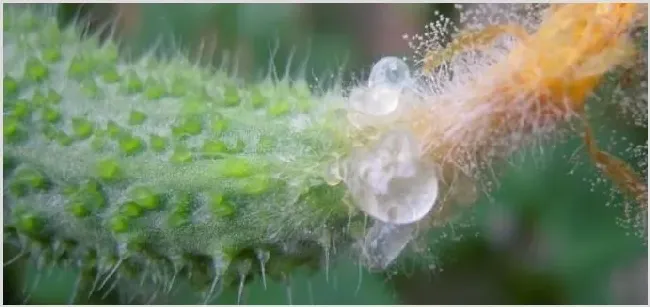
[359,221,416,270]
[323,157,346,185]
[344,130,439,225]
[348,86,401,116]
[346,57,412,121]
[368,56,411,89]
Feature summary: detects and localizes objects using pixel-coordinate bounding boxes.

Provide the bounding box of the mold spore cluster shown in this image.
[394,3,581,199]
[403,3,648,243]
[345,3,649,270]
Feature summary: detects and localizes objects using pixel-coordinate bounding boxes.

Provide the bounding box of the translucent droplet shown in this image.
[323,158,345,185]
[348,86,401,116]
[359,221,416,270]
[346,56,413,122]
[344,130,439,225]
[368,56,411,89]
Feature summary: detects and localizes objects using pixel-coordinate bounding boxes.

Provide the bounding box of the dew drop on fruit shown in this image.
[347,57,412,117]
[323,157,345,185]
[368,56,412,89]
[359,221,416,270]
[348,86,401,116]
[344,130,439,225]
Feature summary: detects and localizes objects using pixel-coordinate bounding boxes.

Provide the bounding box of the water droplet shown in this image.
[359,221,416,270]
[323,158,345,186]
[348,86,401,116]
[343,130,439,225]
[368,56,411,89]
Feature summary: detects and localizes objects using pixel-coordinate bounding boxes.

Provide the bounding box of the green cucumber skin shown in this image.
[3,4,365,300]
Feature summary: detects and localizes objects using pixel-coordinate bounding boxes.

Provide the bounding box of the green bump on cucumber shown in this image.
[2,4,374,302]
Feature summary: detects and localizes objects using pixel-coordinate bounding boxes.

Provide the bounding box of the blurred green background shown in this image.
[4,3,647,305]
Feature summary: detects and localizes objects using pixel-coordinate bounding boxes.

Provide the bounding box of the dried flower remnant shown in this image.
[344,3,648,267]
[583,122,647,210]
[400,4,647,212]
